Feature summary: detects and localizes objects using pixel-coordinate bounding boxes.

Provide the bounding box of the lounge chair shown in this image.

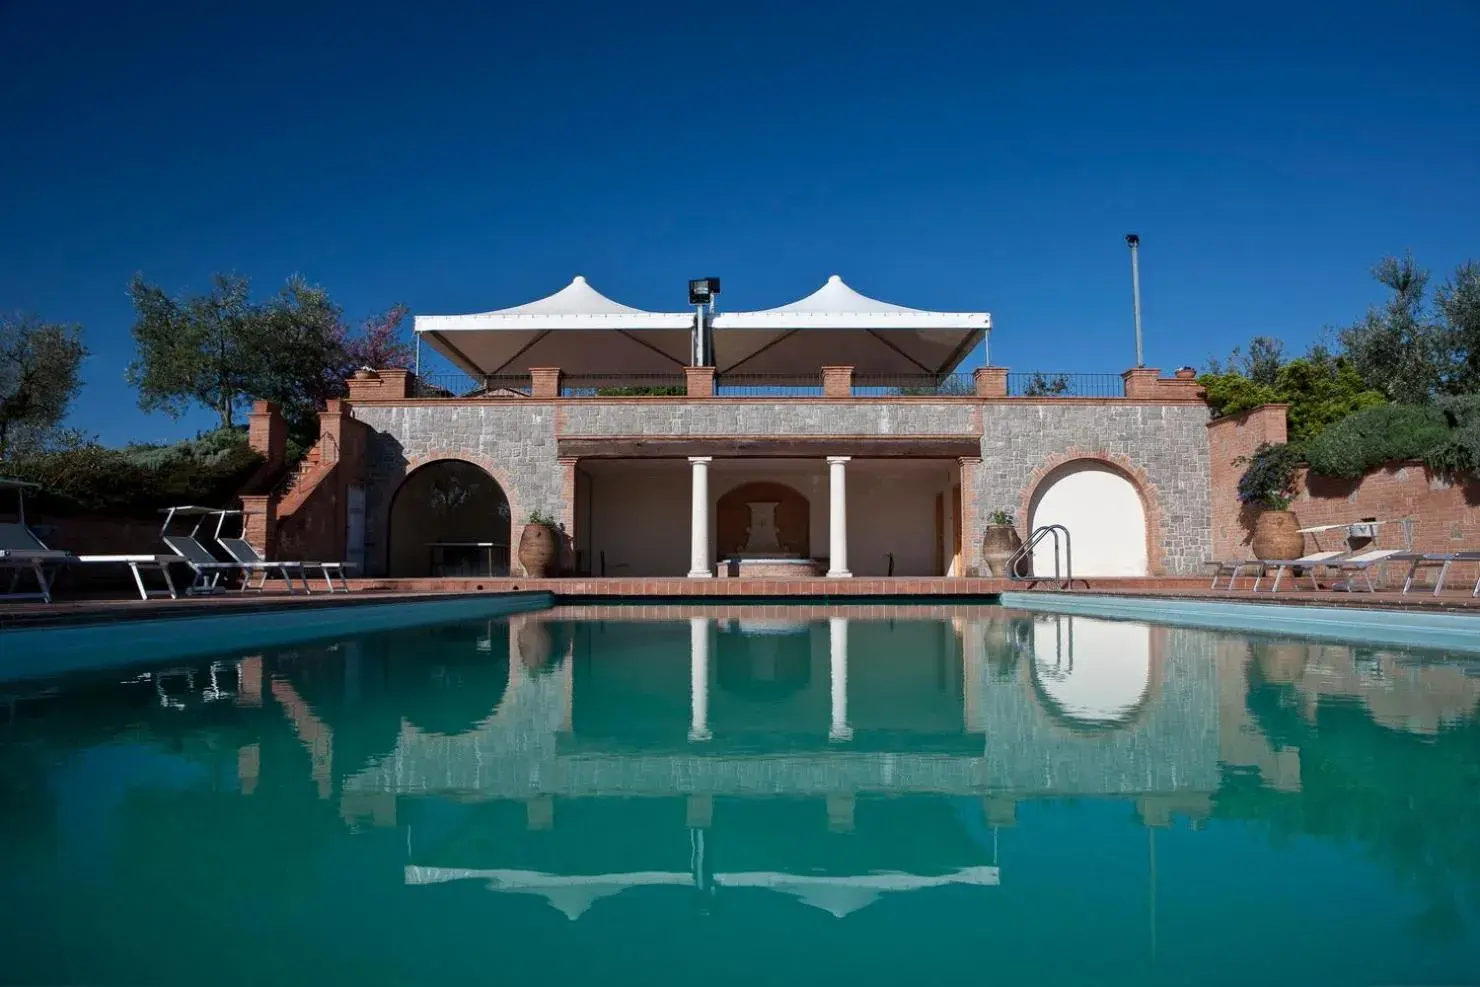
[1207,559,1261,590]
[74,554,182,600]
[0,479,75,603]
[1313,548,1414,592]
[211,509,351,593]
[1250,550,1350,593]
[154,506,247,595]
[1402,552,1480,597]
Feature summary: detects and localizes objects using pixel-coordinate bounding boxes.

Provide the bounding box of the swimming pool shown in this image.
[2,603,1477,985]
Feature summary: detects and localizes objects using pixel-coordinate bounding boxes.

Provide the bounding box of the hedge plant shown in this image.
[1302,404,1450,478]
[2,428,263,517]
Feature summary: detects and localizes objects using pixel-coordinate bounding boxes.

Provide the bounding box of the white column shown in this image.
[827,456,851,577]
[687,456,713,578]
[689,617,711,741]
[829,617,852,741]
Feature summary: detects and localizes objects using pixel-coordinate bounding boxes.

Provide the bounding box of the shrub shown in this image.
[1303,404,1449,478]
[2,429,263,517]
[1237,442,1304,510]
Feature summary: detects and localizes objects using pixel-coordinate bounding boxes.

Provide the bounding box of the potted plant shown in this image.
[518,509,559,577]
[1237,443,1305,560]
[981,510,1025,578]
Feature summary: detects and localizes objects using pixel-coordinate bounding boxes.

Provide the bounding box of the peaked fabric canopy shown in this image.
[415,274,990,378]
[415,276,695,378]
[711,276,989,375]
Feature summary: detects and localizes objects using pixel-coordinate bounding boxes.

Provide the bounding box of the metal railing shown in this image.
[561,373,686,397]
[1006,373,1125,398]
[1009,524,1089,589]
[852,372,975,396]
[715,373,824,397]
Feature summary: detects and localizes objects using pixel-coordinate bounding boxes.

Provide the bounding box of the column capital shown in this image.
[688,456,713,464]
[957,455,982,467]
[557,456,580,467]
[826,455,851,465]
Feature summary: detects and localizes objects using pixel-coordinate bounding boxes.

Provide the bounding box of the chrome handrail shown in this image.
[1008,524,1084,588]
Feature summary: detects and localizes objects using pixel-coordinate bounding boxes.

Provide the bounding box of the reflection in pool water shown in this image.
[1,606,1479,986]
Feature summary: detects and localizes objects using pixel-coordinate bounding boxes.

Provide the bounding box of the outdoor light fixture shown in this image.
[1125,234,1144,368]
[688,277,721,306]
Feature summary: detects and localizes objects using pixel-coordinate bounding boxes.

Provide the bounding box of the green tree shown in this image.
[251,275,348,443]
[0,314,88,459]
[1434,260,1480,394]
[1200,351,1385,443]
[1339,254,1445,404]
[127,273,264,429]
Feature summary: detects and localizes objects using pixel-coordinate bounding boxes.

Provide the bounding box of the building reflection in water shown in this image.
[5,605,1480,933]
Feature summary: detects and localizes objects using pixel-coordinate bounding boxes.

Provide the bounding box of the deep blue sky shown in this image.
[2,0,1477,446]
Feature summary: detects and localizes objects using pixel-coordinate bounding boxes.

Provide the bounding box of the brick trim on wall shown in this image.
[1016,449,1169,576]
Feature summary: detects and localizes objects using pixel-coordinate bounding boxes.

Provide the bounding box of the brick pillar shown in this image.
[821,366,854,397]
[247,401,285,471]
[1207,404,1291,563]
[239,494,278,558]
[973,366,1008,398]
[958,456,982,574]
[530,368,562,399]
[1121,367,1161,399]
[685,366,715,397]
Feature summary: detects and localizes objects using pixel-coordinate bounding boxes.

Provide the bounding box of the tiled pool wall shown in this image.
[0,591,555,684]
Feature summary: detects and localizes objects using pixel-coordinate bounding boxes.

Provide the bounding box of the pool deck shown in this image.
[3,575,1478,629]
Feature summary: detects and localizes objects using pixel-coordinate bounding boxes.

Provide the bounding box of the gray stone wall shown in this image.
[350,398,1212,577]
[352,404,564,575]
[559,401,979,436]
[973,403,1212,575]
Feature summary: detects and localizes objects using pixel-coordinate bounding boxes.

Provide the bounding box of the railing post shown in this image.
[685,366,715,398]
[821,366,854,398]
[530,368,562,399]
[973,367,1008,398]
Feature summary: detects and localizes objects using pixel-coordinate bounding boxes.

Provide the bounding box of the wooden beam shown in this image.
[556,436,982,459]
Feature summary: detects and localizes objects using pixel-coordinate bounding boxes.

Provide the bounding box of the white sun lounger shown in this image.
[155,506,243,595]
[0,479,76,604]
[1251,550,1350,593]
[1314,548,1415,592]
[1207,559,1262,589]
[74,555,182,599]
[1402,552,1480,597]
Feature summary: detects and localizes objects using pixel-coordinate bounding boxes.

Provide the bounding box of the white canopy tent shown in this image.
[414,274,990,379]
[414,276,694,380]
[711,276,990,375]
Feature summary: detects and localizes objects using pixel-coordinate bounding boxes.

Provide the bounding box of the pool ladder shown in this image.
[1007,524,1088,589]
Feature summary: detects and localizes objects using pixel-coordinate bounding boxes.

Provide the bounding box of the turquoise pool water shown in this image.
[1,604,1478,985]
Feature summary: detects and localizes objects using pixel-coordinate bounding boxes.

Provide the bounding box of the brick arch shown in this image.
[1016,449,1167,576]
[377,451,521,577]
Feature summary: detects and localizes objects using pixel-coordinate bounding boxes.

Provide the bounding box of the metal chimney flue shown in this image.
[1126,233,1144,368]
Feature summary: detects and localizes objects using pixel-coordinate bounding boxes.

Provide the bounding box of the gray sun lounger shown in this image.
[0,479,75,604]
[74,555,182,600]
[1402,552,1480,597]
[211,509,352,593]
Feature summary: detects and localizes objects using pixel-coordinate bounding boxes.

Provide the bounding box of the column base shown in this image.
[828,726,854,742]
[826,569,852,578]
[688,728,712,743]
[687,569,713,579]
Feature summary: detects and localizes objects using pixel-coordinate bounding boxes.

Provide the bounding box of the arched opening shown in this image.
[387,460,511,577]
[1028,460,1149,577]
[716,481,810,557]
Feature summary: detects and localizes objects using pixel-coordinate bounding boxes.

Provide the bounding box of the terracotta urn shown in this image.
[981,524,1025,578]
[518,522,557,577]
[1251,510,1303,561]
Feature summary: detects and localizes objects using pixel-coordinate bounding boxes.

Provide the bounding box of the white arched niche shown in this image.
[1028,461,1149,578]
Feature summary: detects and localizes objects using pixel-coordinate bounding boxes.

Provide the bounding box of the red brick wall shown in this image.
[1207,405,1290,560]
[1293,463,1480,556]
[1208,404,1480,582]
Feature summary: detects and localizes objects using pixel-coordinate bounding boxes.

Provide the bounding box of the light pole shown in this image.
[1126,234,1144,368]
